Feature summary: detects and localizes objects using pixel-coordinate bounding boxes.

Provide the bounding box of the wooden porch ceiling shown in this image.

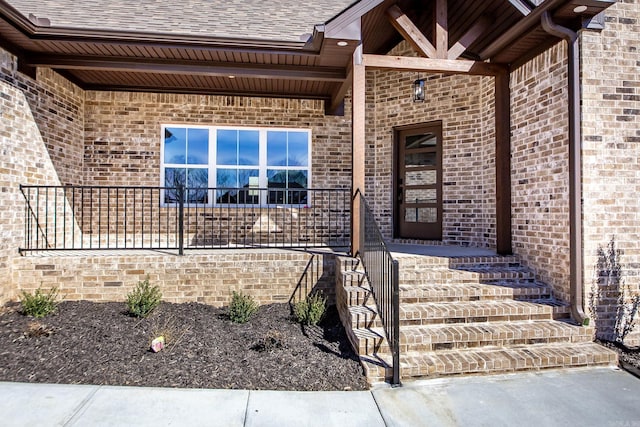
[0,0,614,113]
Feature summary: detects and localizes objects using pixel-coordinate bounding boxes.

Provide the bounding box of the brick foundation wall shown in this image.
[369,41,497,247]
[0,49,84,304]
[13,250,337,307]
[582,0,640,347]
[510,43,571,302]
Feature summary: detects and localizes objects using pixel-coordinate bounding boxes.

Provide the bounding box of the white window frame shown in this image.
[160,124,312,207]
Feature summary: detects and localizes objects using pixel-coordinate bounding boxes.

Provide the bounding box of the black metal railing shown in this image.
[19,185,350,253]
[358,191,401,386]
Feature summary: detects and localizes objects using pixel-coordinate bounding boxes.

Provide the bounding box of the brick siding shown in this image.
[581,0,640,346]
[510,43,571,303]
[13,250,337,307]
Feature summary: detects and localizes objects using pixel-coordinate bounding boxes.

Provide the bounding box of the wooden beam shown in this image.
[327,64,353,116]
[448,16,490,60]
[351,45,366,256]
[495,70,512,255]
[24,54,346,81]
[435,0,448,59]
[362,54,507,76]
[387,5,436,59]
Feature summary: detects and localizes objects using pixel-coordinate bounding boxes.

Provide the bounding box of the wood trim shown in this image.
[508,0,533,15]
[24,54,346,81]
[351,45,366,255]
[495,70,512,255]
[324,0,382,38]
[79,83,332,101]
[362,54,507,76]
[435,0,448,59]
[448,16,490,60]
[387,5,437,58]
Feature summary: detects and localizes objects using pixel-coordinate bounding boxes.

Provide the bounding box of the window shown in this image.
[160,125,311,206]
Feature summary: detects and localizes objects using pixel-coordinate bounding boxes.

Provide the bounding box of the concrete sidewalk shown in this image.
[1,367,639,426]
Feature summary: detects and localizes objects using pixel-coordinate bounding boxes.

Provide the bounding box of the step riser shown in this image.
[399,272,535,284]
[399,347,618,379]
[400,312,553,326]
[398,335,594,353]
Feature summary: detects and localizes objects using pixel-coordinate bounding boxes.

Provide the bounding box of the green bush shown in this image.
[20,287,59,318]
[294,292,327,326]
[228,291,258,324]
[126,276,162,318]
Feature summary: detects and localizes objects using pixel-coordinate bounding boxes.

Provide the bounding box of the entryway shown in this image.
[395,122,443,240]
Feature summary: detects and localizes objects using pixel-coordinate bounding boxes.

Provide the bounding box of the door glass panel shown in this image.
[405,133,437,149]
[405,208,437,223]
[405,152,436,167]
[406,170,437,186]
[405,189,437,204]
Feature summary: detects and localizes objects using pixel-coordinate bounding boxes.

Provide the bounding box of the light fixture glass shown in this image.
[573,5,587,13]
[337,41,348,47]
[413,78,425,102]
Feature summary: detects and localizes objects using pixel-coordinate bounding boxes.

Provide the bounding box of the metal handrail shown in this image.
[357,191,401,385]
[19,185,350,253]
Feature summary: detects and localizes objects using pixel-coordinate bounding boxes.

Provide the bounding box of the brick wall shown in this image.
[83,92,351,189]
[0,49,83,304]
[13,250,337,307]
[581,0,640,346]
[510,43,571,302]
[368,41,497,248]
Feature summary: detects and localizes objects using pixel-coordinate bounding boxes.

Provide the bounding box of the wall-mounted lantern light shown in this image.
[413,78,425,102]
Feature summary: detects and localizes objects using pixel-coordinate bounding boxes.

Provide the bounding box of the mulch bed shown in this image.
[0,301,369,391]
[597,340,640,378]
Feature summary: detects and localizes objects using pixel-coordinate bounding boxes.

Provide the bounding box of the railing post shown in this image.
[178,185,184,255]
[392,258,401,386]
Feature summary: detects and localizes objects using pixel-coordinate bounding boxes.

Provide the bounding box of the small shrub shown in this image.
[252,329,286,352]
[24,321,55,338]
[20,287,59,318]
[294,292,327,326]
[126,276,162,318]
[228,291,258,324]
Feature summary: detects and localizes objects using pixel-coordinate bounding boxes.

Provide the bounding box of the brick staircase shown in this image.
[336,252,618,384]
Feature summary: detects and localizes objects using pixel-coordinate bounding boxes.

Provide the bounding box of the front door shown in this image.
[395,123,443,240]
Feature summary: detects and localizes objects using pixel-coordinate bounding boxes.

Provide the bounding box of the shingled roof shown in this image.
[5,0,356,42]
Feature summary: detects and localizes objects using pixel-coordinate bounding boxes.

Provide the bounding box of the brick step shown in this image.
[363,320,593,356]
[347,304,383,329]
[447,256,520,268]
[398,267,535,286]
[343,284,374,307]
[341,269,366,287]
[452,266,536,281]
[399,300,554,326]
[399,280,552,303]
[479,279,551,300]
[395,320,594,353]
[397,342,618,379]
